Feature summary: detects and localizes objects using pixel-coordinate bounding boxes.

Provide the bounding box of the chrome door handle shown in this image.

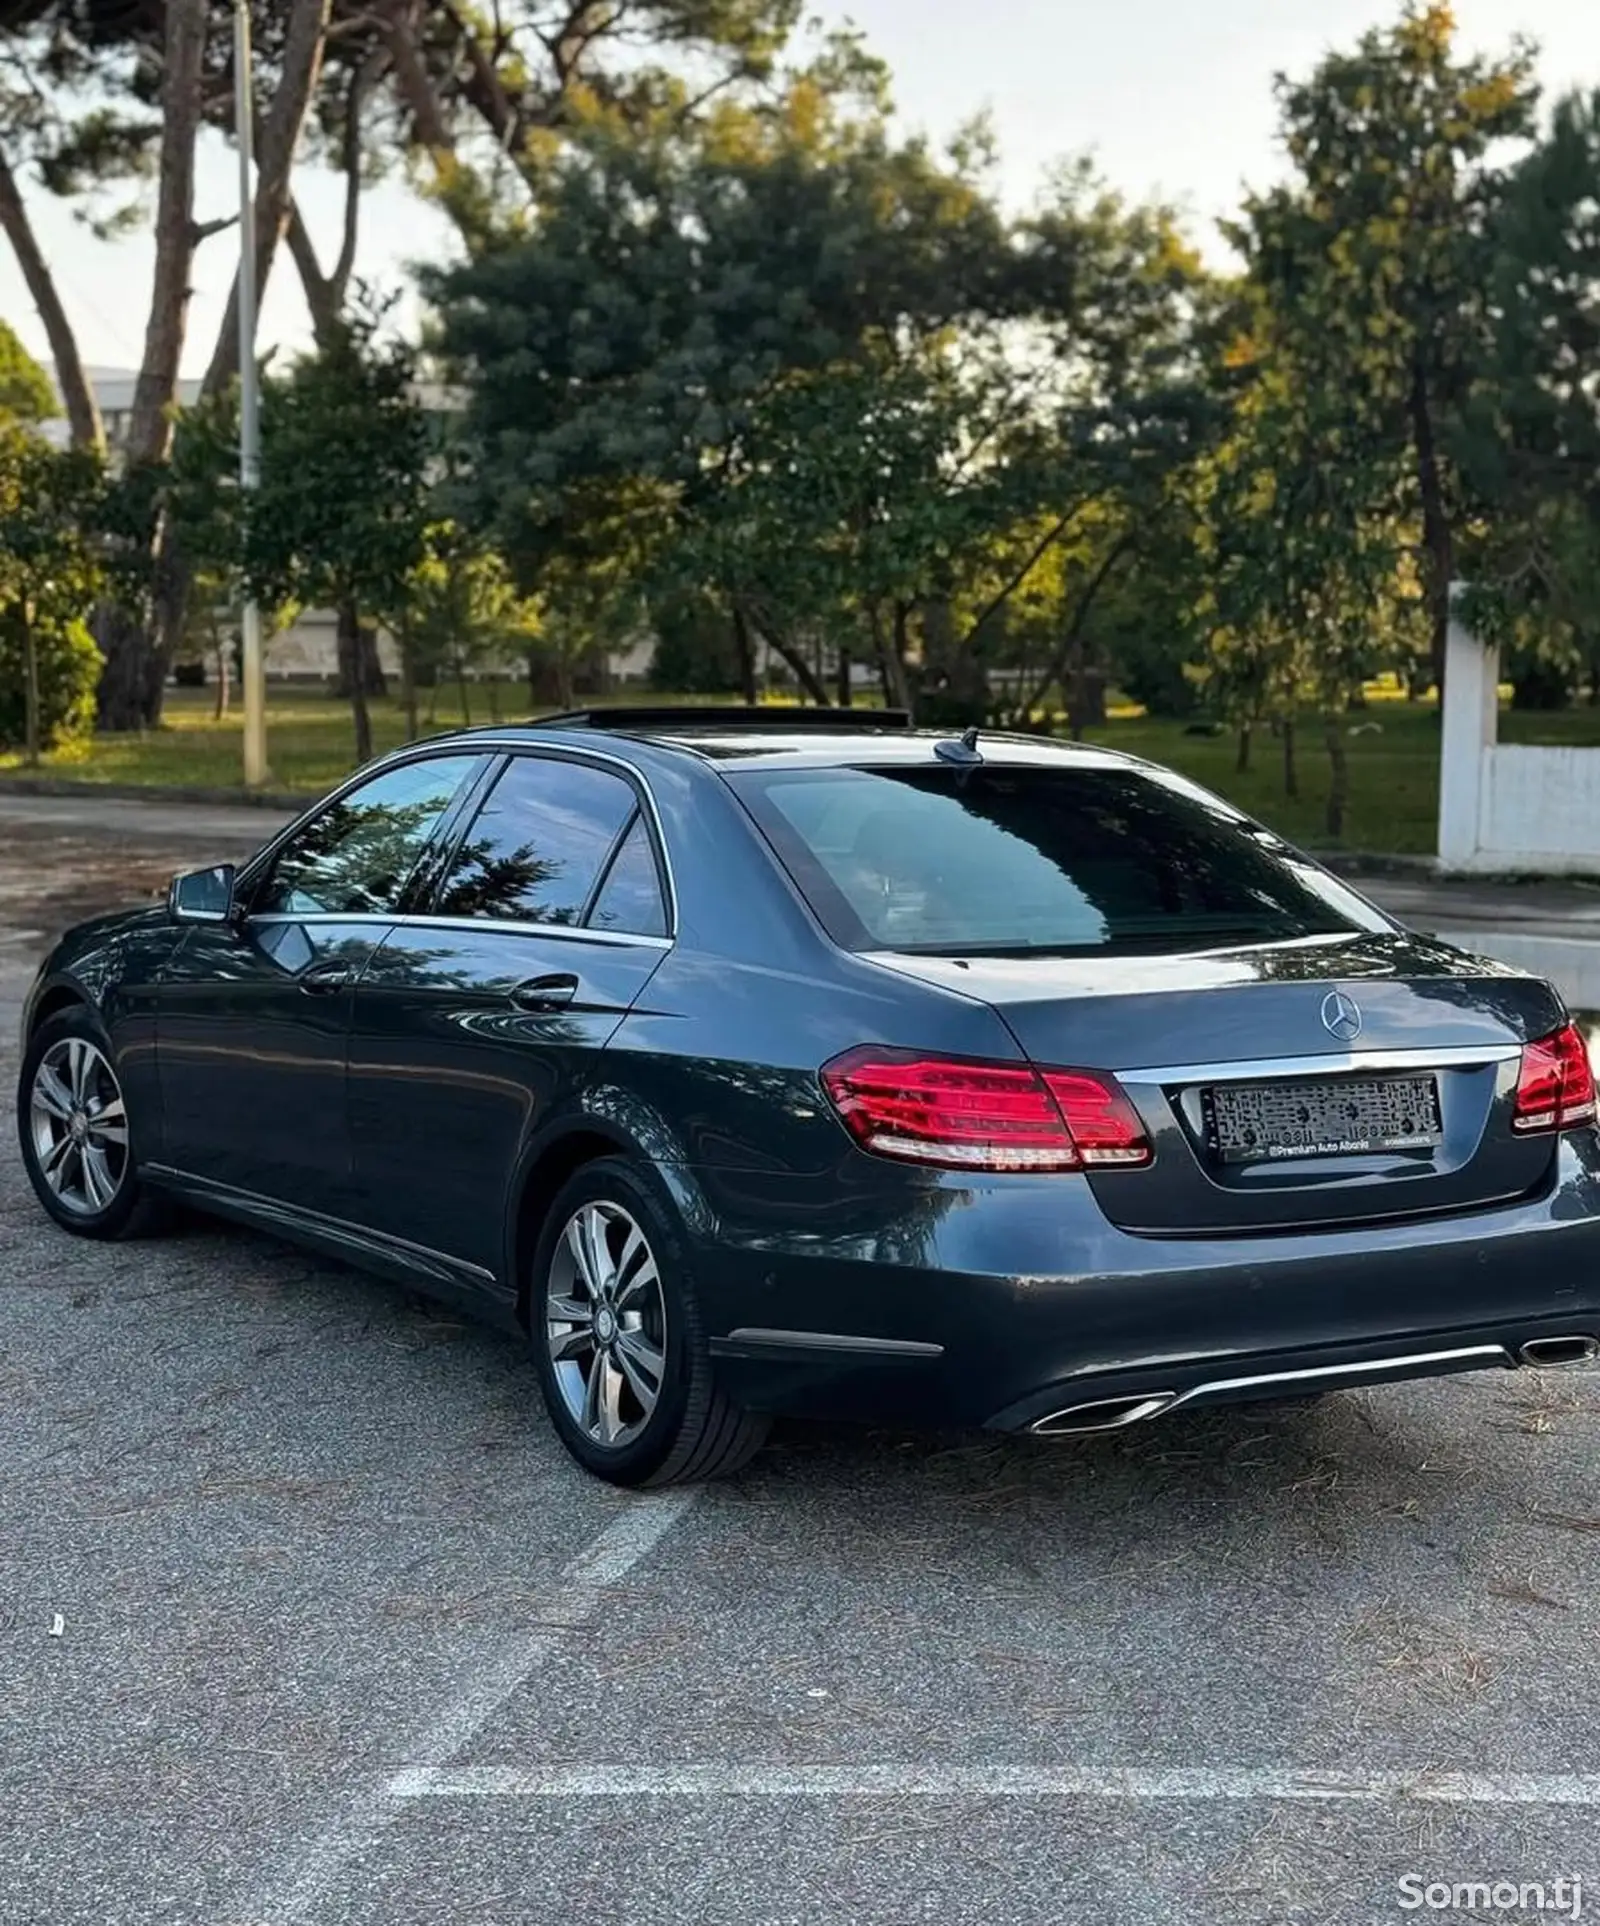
[298,960,354,995]
[509,973,578,1012]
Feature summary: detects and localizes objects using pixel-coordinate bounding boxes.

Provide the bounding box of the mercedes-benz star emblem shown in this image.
[1320,990,1362,1042]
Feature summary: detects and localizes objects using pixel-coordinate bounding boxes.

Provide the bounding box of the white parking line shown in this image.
[246,1488,700,1925]
[389,1763,1600,1807]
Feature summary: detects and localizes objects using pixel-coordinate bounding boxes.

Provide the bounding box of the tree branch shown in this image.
[205,0,333,397]
[0,138,104,452]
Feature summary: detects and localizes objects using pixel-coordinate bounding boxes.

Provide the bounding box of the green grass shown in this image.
[7,682,1600,857]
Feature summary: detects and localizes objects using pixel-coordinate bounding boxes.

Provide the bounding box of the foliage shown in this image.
[0,317,56,423]
[1233,3,1540,688]
[0,424,103,753]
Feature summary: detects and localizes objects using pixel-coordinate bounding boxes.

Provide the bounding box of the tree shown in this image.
[388,521,529,734]
[432,84,1215,718]
[1458,88,1600,701]
[0,317,56,425]
[1236,3,1539,693]
[0,425,103,759]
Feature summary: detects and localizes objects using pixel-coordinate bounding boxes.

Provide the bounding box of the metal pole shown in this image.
[235,0,268,786]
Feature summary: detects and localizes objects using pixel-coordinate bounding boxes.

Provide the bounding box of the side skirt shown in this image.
[142,1164,522,1334]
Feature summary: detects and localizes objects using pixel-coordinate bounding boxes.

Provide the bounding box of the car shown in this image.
[16,706,1600,1486]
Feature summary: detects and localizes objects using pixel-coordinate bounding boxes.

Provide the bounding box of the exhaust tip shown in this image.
[1518,1335,1600,1368]
[1031,1392,1176,1436]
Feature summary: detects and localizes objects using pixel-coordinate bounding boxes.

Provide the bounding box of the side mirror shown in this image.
[169,863,237,924]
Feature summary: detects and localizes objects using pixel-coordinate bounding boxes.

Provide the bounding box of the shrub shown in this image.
[0,611,103,754]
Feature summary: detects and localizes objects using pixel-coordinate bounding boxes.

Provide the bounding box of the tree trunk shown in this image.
[1236,723,1252,774]
[398,636,419,739]
[1408,360,1452,700]
[212,619,231,720]
[1323,713,1349,841]
[871,603,914,715]
[333,619,388,700]
[93,0,208,732]
[338,598,373,763]
[1282,717,1298,799]
[20,604,40,767]
[836,647,852,707]
[206,0,333,395]
[0,148,104,452]
[126,0,207,466]
[454,651,472,725]
[730,605,759,705]
[743,605,829,705]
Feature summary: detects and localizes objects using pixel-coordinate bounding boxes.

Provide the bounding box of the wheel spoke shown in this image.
[549,1324,592,1363]
[33,1063,74,1121]
[613,1252,659,1312]
[548,1293,591,1326]
[578,1205,616,1299]
[66,1038,91,1104]
[40,1131,74,1179]
[81,1144,116,1210]
[583,1349,625,1444]
[90,1118,129,1149]
[614,1330,664,1414]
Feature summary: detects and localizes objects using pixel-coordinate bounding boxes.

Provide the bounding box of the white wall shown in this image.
[1437,618,1600,877]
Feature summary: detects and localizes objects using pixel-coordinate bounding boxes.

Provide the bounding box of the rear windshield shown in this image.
[729,762,1389,956]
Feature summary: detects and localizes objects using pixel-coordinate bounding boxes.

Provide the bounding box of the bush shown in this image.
[0,611,102,753]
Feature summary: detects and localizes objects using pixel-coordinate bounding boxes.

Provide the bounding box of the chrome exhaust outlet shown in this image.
[1031,1392,1176,1436]
[1518,1335,1600,1368]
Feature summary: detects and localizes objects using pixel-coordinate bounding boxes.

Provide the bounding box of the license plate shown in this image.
[1202,1075,1443,1164]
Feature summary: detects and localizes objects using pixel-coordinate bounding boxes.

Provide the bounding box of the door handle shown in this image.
[299,960,354,995]
[509,973,578,1012]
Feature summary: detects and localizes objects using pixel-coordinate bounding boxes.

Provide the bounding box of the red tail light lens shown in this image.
[820,1048,1153,1172]
[1512,1024,1598,1135]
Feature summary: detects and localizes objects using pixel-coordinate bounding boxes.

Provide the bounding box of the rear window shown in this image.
[730,762,1389,956]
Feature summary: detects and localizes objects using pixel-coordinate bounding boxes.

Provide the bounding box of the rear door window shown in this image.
[434,755,639,926]
[730,762,1389,955]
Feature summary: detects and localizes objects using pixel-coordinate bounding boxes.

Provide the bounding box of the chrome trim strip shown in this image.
[1128,1044,1520,1085]
[143,1164,498,1285]
[716,1328,945,1359]
[236,738,680,941]
[242,910,672,950]
[1166,1343,1512,1411]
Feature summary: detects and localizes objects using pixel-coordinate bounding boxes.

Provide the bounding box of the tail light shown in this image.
[1512,1024,1597,1135]
[820,1047,1152,1172]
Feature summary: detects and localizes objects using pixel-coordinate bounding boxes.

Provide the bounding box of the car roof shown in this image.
[430,716,1151,776]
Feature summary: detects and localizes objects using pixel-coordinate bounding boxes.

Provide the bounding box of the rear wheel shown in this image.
[18,1008,168,1240]
[529,1157,768,1487]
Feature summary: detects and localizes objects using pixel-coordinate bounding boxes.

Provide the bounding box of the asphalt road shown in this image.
[3,799,1600,1926]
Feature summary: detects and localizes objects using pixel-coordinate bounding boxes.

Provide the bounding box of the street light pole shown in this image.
[234,0,268,786]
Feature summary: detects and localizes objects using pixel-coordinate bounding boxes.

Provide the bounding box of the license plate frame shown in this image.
[1201,1074,1444,1166]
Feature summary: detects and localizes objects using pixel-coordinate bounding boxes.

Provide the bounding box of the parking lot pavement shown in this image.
[4,804,1600,1926]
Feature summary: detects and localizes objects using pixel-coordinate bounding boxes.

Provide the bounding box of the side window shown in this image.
[588,814,669,937]
[434,756,638,926]
[251,756,480,917]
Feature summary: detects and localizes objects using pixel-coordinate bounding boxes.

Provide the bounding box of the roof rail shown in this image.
[532,705,913,732]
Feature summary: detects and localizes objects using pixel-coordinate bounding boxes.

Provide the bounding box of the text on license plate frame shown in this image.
[1201,1074,1444,1165]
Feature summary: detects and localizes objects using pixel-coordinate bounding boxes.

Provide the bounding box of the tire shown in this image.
[16,1006,171,1241]
[529,1156,769,1487]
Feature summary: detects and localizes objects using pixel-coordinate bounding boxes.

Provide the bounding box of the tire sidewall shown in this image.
[528,1156,709,1485]
[16,1008,144,1240]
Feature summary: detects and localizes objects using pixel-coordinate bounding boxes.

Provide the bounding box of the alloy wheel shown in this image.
[546,1201,668,1449]
[28,1037,129,1217]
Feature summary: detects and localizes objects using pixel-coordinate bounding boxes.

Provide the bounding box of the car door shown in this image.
[156,752,485,1216]
[346,751,672,1278]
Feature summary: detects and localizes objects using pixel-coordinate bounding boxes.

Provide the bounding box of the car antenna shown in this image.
[935,724,984,766]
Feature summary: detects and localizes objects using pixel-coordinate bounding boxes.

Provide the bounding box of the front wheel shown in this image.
[17,1008,169,1240]
[529,1157,768,1487]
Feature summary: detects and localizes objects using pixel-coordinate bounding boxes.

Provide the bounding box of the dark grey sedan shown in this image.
[16,709,1600,1484]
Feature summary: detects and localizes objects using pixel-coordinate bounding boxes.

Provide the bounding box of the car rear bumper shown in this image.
[689,1134,1600,1432]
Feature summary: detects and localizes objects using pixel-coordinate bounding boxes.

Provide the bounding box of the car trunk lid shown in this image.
[867,931,1566,1233]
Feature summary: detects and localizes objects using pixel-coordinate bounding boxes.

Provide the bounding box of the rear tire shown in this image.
[17,1007,171,1241]
[528,1156,769,1487]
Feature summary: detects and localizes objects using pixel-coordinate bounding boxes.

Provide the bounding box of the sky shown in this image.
[0,0,1594,383]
